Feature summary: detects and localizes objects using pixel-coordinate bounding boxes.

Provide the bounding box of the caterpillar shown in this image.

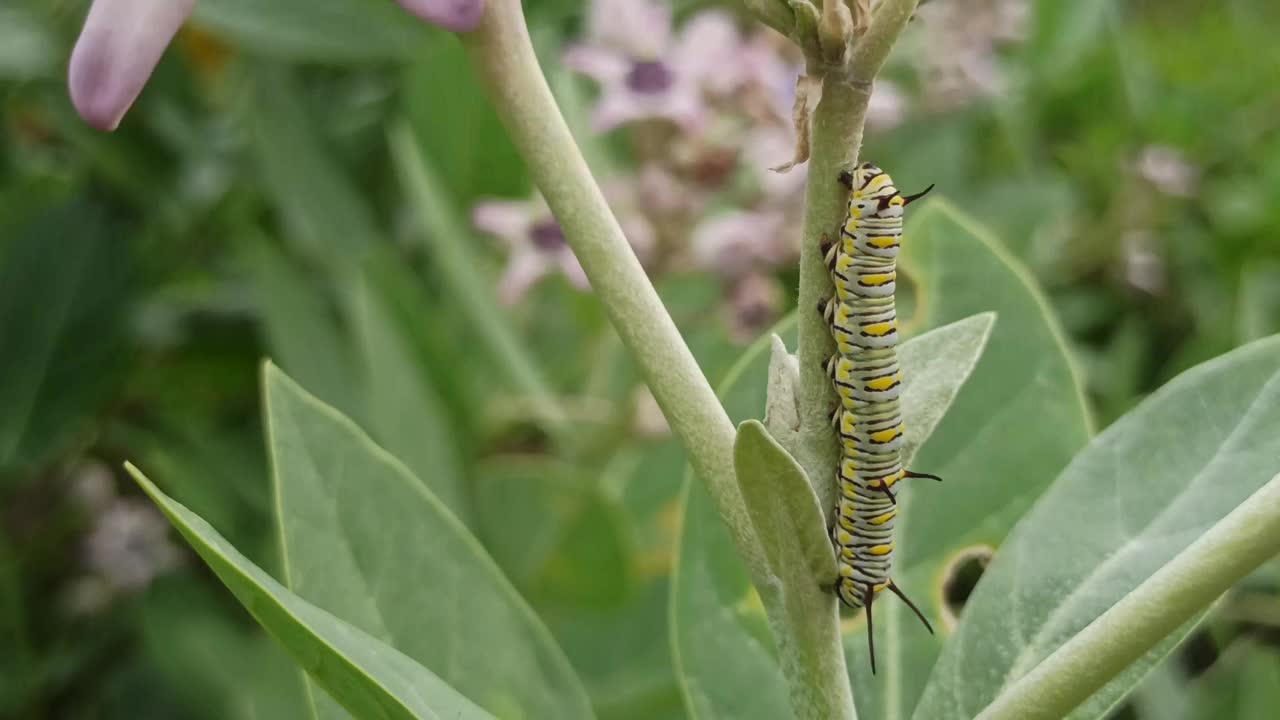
[819,162,938,675]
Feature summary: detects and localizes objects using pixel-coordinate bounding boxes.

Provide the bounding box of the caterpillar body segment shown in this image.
[822,162,938,674]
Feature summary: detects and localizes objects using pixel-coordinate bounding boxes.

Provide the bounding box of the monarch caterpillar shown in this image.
[819,162,938,674]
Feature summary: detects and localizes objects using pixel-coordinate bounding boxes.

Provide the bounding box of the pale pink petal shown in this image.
[563,45,630,84]
[600,175,659,265]
[472,200,534,248]
[498,250,553,305]
[656,82,709,131]
[726,272,782,343]
[620,214,657,263]
[637,164,699,216]
[396,0,485,33]
[590,85,651,132]
[68,0,196,131]
[672,11,744,91]
[588,0,672,56]
[691,210,787,277]
[746,126,809,198]
[554,251,592,290]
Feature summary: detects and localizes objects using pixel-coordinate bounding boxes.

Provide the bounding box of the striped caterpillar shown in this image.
[819,163,938,674]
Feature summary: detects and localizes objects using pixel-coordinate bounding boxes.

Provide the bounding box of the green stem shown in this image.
[458,0,755,567]
[795,75,868,514]
[796,0,921,514]
[975,473,1280,720]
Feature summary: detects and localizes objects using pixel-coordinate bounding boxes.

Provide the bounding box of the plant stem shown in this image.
[457,2,921,717]
[457,0,756,568]
[975,472,1280,720]
[796,0,921,513]
[795,75,868,513]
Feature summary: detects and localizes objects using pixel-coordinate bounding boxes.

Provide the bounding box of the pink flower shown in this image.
[564,1,749,132]
[473,197,589,305]
[472,188,655,305]
[395,0,485,32]
[69,0,485,131]
[1135,145,1198,198]
[746,125,809,198]
[915,0,1029,110]
[690,209,792,278]
[725,272,783,343]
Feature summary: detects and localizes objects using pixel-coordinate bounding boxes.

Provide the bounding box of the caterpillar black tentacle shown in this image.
[822,162,939,675]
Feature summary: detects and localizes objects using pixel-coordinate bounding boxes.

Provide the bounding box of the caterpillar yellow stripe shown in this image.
[819,162,939,674]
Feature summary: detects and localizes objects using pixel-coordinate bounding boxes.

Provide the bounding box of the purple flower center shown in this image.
[529,220,565,251]
[626,60,674,94]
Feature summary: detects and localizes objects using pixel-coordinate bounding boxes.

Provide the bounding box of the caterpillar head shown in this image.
[845,162,899,218]
[842,163,934,219]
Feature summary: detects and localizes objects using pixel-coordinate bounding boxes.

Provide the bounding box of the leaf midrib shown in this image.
[997,367,1280,690]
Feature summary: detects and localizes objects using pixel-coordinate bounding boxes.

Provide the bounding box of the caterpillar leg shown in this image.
[887,579,934,635]
[864,582,878,675]
[860,476,901,504]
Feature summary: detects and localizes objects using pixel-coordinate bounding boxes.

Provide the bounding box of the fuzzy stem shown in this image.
[975,473,1280,720]
[795,0,921,513]
[457,0,759,581]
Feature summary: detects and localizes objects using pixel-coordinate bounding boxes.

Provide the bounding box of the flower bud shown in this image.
[69,0,196,131]
[395,0,485,33]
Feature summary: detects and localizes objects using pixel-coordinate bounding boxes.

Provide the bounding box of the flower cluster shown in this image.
[914,0,1029,110]
[473,0,906,342]
[63,461,182,615]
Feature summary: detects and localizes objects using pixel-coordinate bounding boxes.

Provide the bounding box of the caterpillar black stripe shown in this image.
[819,162,939,674]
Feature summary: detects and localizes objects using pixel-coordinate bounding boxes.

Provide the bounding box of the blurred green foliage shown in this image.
[3,0,1280,718]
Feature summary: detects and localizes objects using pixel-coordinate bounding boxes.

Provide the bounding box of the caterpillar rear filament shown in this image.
[819,162,938,674]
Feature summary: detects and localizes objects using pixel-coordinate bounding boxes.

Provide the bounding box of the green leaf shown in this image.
[124,464,493,720]
[0,8,56,79]
[1237,260,1280,343]
[1128,655,1191,720]
[1024,0,1115,87]
[246,240,358,419]
[403,39,529,207]
[0,198,131,482]
[193,0,427,62]
[672,473,789,720]
[264,364,595,719]
[735,421,834,596]
[672,309,996,719]
[895,312,996,468]
[733,421,850,717]
[914,335,1280,720]
[346,275,470,524]
[763,335,802,456]
[248,67,379,270]
[852,201,1092,719]
[1191,642,1280,720]
[473,457,631,608]
[141,576,310,719]
[389,123,566,430]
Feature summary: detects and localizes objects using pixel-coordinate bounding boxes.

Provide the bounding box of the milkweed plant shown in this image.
[65,0,1280,719]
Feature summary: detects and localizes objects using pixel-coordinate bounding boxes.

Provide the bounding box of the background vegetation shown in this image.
[2,0,1279,718]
